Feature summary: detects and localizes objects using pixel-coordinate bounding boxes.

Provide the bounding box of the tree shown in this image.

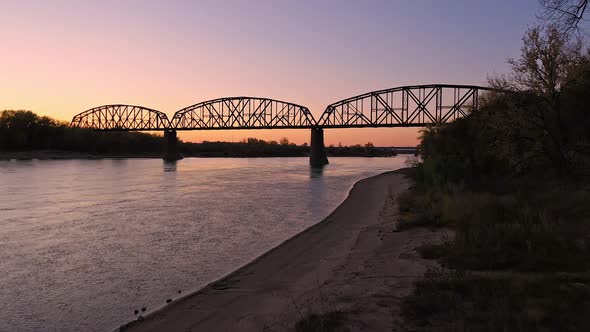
[507,25,586,97]
[540,0,588,32]
[364,141,376,156]
[279,137,290,145]
[489,25,590,172]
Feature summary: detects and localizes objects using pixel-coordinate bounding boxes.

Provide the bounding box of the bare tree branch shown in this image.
[539,0,588,33]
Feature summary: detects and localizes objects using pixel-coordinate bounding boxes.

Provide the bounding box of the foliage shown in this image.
[416,186,590,272]
[0,110,398,158]
[0,110,164,154]
[181,138,307,157]
[0,110,307,157]
[488,25,590,173]
[399,23,590,330]
[506,25,588,94]
[325,143,393,157]
[397,184,461,230]
[418,37,590,178]
[402,268,590,332]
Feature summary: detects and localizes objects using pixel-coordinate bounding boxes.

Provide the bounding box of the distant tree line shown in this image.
[0,110,164,154]
[326,142,397,157]
[0,111,400,158]
[179,137,308,157]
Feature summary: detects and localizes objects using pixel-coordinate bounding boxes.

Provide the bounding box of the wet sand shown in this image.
[121,170,444,331]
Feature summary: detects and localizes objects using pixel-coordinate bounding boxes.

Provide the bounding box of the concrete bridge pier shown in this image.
[310,127,329,167]
[163,129,183,161]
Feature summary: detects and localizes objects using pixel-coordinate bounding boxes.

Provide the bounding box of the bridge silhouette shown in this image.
[70,84,499,165]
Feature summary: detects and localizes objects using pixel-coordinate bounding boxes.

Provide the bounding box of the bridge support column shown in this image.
[163,130,183,161]
[310,127,329,167]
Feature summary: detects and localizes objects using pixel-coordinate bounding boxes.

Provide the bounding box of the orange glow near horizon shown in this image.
[176,127,422,147]
[0,1,536,146]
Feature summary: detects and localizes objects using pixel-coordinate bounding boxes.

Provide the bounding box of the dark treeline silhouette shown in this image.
[399,24,590,331]
[326,142,397,157]
[421,25,590,180]
[180,138,308,157]
[180,138,397,158]
[0,110,401,158]
[0,110,164,154]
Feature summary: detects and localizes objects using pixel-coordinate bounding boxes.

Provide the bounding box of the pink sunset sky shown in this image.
[1,0,539,146]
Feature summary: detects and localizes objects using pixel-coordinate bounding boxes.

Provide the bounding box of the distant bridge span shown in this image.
[70,84,503,164]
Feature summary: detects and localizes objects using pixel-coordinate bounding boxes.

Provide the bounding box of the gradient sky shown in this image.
[1,0,540,145]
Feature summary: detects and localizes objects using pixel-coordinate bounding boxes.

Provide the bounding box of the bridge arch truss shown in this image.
[318,84,496,128]
[171,97,316,130]
[70,104,170,131]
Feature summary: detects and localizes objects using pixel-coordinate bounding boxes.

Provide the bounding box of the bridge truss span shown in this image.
[171,97,317,130]
[68,84,504,164]
[318,84,496,128]
[70,104,170,131]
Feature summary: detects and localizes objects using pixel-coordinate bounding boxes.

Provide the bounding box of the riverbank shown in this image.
[396,167,590,331]
[120,169,447,331]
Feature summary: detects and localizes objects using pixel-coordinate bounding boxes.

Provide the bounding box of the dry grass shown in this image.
[402,268,590,332]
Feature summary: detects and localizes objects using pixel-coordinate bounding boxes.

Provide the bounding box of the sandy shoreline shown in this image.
[120,170,444,331]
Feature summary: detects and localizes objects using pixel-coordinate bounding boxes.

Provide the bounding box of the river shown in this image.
[0,157,409,331]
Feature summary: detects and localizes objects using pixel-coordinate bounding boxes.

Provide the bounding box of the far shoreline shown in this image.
[0,150,413,161]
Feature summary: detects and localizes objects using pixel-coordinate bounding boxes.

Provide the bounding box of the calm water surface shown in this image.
[0,157,408,331]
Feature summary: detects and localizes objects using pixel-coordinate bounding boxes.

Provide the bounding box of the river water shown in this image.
[0,157,408,331]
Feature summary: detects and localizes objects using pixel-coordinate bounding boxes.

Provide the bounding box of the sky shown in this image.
[1,0,541,146]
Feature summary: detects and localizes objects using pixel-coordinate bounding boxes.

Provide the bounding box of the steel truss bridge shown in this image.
[70,84,501,165]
